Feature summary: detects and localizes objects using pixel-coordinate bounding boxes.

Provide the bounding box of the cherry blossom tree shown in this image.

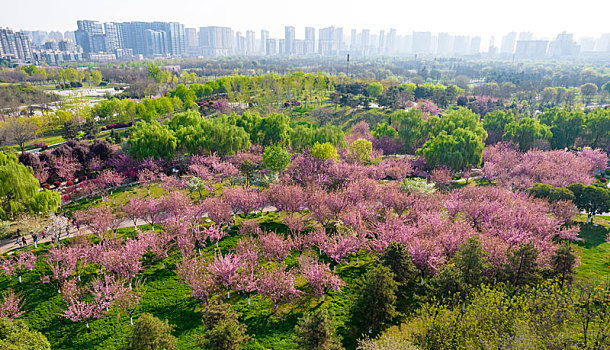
[258,231,293,262]
[208,252,243,299]
[142,196,163,231]
[233,237,260,305]
[137,168,159,195]
[74,205,116,239]
[97,169,125,193]
[54,155,81,181]
[202,197,233,226]
[121,196,146,227]
[46,245,78,293]
[256,263,302,314]
[140,231,173,268]
[317,231,361,270]
[223,187,263,219]
[114,278,144,325]
[266,184,306,216]
[176,256,216,305]
[298,256,344,301]
[482,143,606,189]
[0,289,25,319]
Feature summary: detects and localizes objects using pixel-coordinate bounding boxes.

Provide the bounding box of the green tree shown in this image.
[366,82,383,98]
[566,183,610,223]
[584,109,610,149]
[260,113,292,146]
[3,116,40,152]
[429,107,487,141]
[311,142,339,161]
[0,151,60,220]
[352,264,398,336]
[128,313,177,350]
[482,110,515,144]
[262,144,291,173]
[429,265,465,300]
[294,308,344,350]
[348,138,373,164]
[0,317,51,350]
[380,242,418,287]
[371,122,398,139]
[539,108,584,149]
[392,109,427,152]
[503,117,552,151]
[417,128,484,171]
[195,300,250,350]
[85,70,103,86]
[61,120,80,140]
[128,120,177,160]
[550,244,577,287]
[527,183,575,203]
[504,243,539,287]
[453,237,489,287]
[580,83,598,106]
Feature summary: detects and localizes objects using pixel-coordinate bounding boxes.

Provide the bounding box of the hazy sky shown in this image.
[3,0,609,39]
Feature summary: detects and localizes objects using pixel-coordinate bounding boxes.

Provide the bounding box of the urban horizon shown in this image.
[2,19,610,65]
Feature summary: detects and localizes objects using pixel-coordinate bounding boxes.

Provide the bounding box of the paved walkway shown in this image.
[0,207,278,255]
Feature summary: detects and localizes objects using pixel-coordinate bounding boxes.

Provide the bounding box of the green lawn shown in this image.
[2,212,370,349]
[572,214,610,282]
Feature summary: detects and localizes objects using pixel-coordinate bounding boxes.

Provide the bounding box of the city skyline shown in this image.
[2,0,610,40]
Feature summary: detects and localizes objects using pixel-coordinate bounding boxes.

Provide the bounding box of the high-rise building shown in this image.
[515,40,549,59]
[48,31,63,42]
[519,32,534,41]
[318,26,342,56]
[386,28,397,55]
[235,31,245,55]
[500,32,517,55]
[453,35,470,55]
[64,31,75,42]
[199,26,233,56]
[284,26,295,55]
[58,39,77,52]
[185,28,198,48]
[75,20,103,53]
[548,32,580,58]
[104,23,123,53]
[470,36,481,54]
[305,27,315,54]
[378,30,385,55]
[260,30,269,55]
[578,37,596,52]
[0,28,34,62]
[23,31,44,46]
[266,38,277,55]
[145,29,168,56]
[412,32,432,55]
[436,32,454,56]
[595,34,610,52]
[246,30,255,55]
[164,22,186,56]
[361,29,370,56]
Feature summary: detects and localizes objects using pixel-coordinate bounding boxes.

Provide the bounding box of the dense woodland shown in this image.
[0,59,609,349]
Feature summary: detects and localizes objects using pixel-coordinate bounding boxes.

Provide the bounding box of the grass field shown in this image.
[573,214,610,282]
[1,211,371,349]
[2,186,609,349]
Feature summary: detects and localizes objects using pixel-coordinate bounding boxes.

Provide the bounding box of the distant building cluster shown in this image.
[2,21,610,65]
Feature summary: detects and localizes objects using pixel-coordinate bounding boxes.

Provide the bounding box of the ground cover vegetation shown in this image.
[0,59,609,349]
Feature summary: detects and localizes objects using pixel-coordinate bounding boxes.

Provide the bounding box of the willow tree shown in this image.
[0,151,60,220]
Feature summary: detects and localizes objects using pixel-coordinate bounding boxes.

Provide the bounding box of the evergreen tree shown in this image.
[453,237,489,287]
[128,313,177,350]
[351,265,398,336]
[294,308,344,350]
